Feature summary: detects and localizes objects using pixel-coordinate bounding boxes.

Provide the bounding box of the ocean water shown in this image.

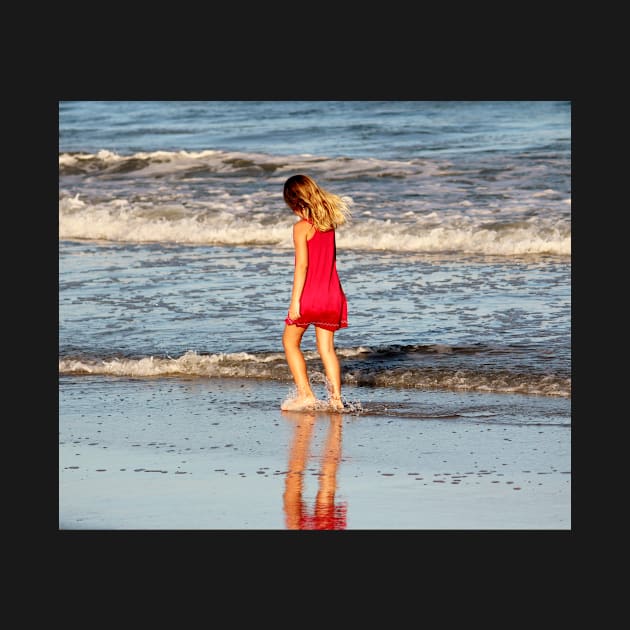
[59,100,571,408]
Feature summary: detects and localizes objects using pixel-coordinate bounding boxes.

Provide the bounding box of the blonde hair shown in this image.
[283,174,350,232]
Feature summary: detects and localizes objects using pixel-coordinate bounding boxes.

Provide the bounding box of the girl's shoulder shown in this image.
[293,219,314,234]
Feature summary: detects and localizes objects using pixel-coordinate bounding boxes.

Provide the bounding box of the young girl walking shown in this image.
[281,174,350,412]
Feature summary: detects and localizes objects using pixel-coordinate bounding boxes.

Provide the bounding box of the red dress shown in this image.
[285,224,348,331]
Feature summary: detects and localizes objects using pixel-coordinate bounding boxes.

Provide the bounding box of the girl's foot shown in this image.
[329,396,344,412]
[281,395,318,411]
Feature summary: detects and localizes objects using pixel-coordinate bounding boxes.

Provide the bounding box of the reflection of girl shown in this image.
[281,174,350,411]
[282,411,347,531]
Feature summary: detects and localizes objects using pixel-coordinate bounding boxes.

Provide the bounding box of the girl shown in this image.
[281,174,350,411]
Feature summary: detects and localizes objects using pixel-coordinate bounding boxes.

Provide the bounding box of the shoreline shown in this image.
[59,376,571,530]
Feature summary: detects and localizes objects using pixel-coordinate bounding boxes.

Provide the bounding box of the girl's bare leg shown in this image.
[315,326,343,410]
[282,324,317,409]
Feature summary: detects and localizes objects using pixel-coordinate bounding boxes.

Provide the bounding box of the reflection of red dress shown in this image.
[285,225,348,331]
[299,502,348,530]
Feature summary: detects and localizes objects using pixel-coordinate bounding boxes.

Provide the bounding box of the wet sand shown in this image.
[59,376,571,530]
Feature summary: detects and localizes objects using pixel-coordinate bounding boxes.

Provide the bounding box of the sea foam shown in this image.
[59,349,571,398]
[59,196,570,256]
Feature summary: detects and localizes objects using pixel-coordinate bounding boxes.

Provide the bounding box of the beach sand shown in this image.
[59,376,571,530]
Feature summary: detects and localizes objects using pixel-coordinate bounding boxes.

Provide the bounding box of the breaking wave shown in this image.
[59,347,571,398]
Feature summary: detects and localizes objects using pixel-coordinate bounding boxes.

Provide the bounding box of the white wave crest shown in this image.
[338,217,571,256]
[59,196,295,247]
[59,350,571,397]
[59,197,570,256]
[59,350,287,378]
[58,149,435,180]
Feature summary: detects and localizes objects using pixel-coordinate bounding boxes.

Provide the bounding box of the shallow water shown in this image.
[59,376,570,529]
[59,240,570,398]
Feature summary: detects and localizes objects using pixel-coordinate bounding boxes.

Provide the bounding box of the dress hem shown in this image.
[285,317,348,331]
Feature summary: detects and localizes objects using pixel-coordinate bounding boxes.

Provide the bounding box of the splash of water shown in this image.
[280,376,363,414]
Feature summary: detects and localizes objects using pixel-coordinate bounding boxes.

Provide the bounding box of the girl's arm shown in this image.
[288,221,310,319]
